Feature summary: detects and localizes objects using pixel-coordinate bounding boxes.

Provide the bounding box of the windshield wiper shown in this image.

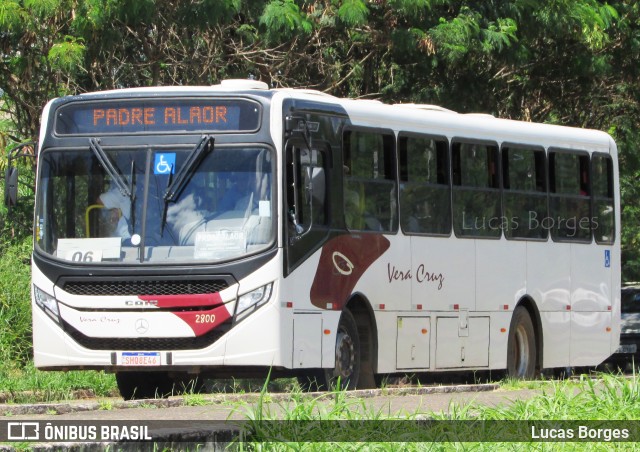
[163,135,214,202]
[160,135,214,236]
[89,138,132,199]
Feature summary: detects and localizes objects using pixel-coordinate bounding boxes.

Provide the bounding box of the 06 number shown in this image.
[71,251,94,262]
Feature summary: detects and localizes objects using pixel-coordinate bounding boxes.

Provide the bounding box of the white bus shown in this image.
[14,79,620,399]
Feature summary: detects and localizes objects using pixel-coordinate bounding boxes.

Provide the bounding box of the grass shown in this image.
[0,236,33,367]
[205,377,298,394]
[0,362,118,404]
[0,239,102,406]
[233,373,640,450]
[0,236,125,404]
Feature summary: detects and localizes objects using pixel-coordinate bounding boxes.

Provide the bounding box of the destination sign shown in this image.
[55,98,261,135]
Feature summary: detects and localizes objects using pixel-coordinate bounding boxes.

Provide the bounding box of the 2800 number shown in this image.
[195,314,216,324]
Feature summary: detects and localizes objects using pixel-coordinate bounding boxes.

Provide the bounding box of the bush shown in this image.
[0,236,33,366]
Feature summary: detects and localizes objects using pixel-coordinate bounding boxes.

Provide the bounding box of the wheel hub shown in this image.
[334,331,355,378]
[515,324,529,376]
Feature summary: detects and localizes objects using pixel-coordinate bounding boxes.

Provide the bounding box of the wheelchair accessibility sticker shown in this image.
[154,153,176,175]
[605,249,611,268]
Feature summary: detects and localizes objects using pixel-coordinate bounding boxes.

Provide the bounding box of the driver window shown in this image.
[286,144,327,234]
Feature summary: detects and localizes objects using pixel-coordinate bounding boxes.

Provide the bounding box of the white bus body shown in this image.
[28,80,620,398]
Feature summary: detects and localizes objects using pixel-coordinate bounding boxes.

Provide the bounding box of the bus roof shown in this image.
[277,90,614,153]
[43,79,615,153]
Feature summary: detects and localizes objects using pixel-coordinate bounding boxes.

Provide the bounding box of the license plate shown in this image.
[117,351,162,366]
[617,344,637,354]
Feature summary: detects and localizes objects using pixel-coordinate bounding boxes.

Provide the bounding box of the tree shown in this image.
[2,0,640,280]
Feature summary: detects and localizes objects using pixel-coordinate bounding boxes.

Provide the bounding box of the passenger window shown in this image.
[549,150,591,242]
[399,134,450,235]
[502,146,548,240]
[592,153,614,244]
[343,130,397,232]
[452,141,501,238]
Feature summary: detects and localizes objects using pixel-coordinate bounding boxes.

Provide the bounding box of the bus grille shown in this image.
[62,320,231,350]
[61,279,229,296]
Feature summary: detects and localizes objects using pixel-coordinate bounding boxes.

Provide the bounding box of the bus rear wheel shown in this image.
[507,306,537,379]
[324,309,361,390]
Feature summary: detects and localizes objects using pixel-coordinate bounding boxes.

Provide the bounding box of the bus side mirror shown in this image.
[4,166,18,207]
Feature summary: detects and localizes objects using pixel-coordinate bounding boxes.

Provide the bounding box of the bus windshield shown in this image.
[35,145,274,264]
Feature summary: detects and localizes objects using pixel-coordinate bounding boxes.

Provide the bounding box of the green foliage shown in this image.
[481,17,518,52]
[0,237,33,366]
[337,0,369,26]
[237,374,640,447]
[260,0,312,41]
[0,0,24,31]
[47,36,86,74]
[430,7,482,62]
[0,362,118,403]
[389,0,435,17]
[1,141,36,244]
[24,0,63,18]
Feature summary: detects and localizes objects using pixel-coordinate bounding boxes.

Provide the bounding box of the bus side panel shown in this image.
[570,311,612,366]
[570,243,614,366]
[374,311,402,373]
[354,234,411,373]
[475,240,526,312]
[610,243,622,355]
[488,311,512,369]
[410,236,475,312]
[359,234,411,312]
[527,241,571,368]
[539,311,571,368]
[610,140,622,355]
[279,245,342,369]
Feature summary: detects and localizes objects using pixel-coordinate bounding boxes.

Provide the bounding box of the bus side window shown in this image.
[502,146,548,240]
[592,153,614,244]
[452,141,501,238]
[399,134,450,235]
[343,129,397,232]
[549,150,591,242]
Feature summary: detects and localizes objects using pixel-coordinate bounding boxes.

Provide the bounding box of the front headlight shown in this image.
[33,285,60,323]
[235,283,273,320]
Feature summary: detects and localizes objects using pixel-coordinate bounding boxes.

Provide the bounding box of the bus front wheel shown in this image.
[507,306,537,379]
[324,309,361,390]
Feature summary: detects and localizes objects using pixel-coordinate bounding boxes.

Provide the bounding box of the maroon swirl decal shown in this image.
[309,234,391,310]
[173,305,231,336]
[140,293,229,336]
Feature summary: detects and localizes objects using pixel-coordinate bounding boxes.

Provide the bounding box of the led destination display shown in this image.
[55,98,261,135]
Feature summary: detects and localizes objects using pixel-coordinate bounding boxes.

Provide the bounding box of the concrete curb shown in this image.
[0,382,500,416]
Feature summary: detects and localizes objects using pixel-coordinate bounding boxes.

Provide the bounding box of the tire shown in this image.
[115,371,174,400]
[323,309,361,390]
[506,306,537,379]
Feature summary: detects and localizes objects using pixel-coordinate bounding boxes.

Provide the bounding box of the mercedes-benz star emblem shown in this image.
[135,318,149,334]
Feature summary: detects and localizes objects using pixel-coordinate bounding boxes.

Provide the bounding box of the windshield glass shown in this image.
[35,145,274,264]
